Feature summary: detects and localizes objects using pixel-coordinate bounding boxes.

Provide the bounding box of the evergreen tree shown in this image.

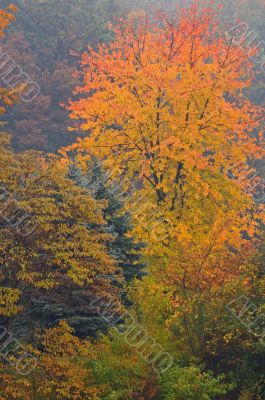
[75,158,145,282]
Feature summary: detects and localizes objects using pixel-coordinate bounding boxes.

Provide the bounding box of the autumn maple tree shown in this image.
[68,1,263,205]
[66,1,264,290]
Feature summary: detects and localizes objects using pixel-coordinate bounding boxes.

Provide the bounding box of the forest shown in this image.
[0,0,264,399]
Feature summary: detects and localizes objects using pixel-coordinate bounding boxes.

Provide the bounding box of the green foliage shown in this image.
[91,328,156,399]
[159,365,233,400]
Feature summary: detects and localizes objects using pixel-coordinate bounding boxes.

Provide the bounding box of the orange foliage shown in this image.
[65,0,264,294]
[0,4,17,114]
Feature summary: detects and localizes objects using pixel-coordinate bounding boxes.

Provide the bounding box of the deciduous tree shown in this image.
[66,0,264,292]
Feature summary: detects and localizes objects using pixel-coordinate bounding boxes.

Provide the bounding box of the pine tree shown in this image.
[76,157,145,282]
